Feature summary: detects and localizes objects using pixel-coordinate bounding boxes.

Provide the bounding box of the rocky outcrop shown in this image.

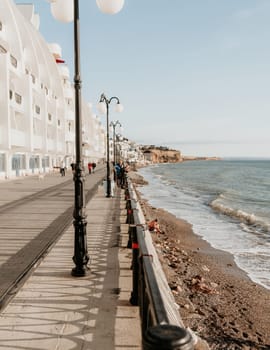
[141,146,221,164]
[142,146,182,163]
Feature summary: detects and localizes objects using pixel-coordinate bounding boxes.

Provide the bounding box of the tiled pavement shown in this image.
[0,182,141,350]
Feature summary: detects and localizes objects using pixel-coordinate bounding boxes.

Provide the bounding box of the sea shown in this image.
[138,159,270,290]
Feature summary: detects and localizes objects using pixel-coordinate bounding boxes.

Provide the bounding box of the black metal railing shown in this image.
[125,178,194,350]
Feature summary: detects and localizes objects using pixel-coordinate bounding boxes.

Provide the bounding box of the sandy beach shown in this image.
[129,170,270,350]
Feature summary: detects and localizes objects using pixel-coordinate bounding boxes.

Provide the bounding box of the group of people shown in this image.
[59,162,97,176]
[87,162,97,174]
[113,161,130,188]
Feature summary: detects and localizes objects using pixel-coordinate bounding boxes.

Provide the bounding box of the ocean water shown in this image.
[138,159,270,290]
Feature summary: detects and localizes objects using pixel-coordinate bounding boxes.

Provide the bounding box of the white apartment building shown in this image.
[0,0,105,179]
[118,138,143,164]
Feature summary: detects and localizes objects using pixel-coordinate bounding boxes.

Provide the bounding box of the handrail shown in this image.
[125,178,195,350]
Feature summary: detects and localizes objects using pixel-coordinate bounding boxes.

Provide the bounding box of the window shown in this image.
[0,154,5,172]
[35,105,40,114]
[12,154,26,170]
[15,93,22,104]
[29,155,39,170]
[9,90,12,100]
[42,156,49,168]
[10,55,17,68]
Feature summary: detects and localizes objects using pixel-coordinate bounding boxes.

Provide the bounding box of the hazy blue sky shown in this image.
[16,0,270,158]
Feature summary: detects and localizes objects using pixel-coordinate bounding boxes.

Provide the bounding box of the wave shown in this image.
[139,161,270,290]
[210,197,270,234]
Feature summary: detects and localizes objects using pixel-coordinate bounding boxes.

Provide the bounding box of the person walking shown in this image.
[114,163,121,187]
[60,162,65,176]
[87,162,92,175]
[70,162,75,174]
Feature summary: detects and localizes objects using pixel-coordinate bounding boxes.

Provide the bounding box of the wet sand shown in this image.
[129,171,270,350]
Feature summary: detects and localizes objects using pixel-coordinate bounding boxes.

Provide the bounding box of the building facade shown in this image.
[0,0,105,179]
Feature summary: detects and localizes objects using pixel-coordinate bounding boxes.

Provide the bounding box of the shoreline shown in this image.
[128,170,270,350]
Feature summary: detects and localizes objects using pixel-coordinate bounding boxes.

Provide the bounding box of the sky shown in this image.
[15,0,270,158]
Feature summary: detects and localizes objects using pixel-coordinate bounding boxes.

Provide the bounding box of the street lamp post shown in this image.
[110,120,122,164]
[49,0,125,276]
[97,94,123,197]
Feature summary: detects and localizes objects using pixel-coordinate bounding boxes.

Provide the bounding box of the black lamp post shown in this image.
[71,1,90,277]
[97,94,123,197]
[110,120,122,164]
[50,0,125,276]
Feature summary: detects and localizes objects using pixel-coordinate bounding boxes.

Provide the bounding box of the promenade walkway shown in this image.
[0,176,141,349]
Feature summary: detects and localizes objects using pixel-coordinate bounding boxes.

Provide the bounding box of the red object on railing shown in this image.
[132,243,139,249]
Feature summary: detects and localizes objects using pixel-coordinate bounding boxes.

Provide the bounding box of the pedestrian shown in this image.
[124,161,130,173]
[92,162,96,173]
[87,162,92,174]
[114,162,121,186]
[60,162,65,176]
[70,162,75,174]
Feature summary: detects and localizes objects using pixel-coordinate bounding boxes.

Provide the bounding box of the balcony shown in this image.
[47,139,56,151]
[57,141,64,152]
[9,93,24,113]
[64,86,74,99]
[10,129,27,147]
[33,135,42,150]
[82,135,90,146]
[66,109,74,121]
[66,132,75,142]
[48,43,62,58]
[58,65,70,79]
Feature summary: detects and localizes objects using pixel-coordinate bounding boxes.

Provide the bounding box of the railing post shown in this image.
[126,195,134,249]
[129,225,139,305]
[143,324,194,350]
[124,187,129,201]
[126,200,133,225]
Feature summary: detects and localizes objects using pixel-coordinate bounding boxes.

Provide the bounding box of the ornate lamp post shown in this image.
[110,120,122,164]
[97,94,123,197]
[49,0,125,276]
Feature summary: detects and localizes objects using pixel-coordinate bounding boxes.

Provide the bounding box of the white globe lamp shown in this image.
[97,101,107,115]
[50,0,74,23]
[115,103,124,113]
[96,0,125,14]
